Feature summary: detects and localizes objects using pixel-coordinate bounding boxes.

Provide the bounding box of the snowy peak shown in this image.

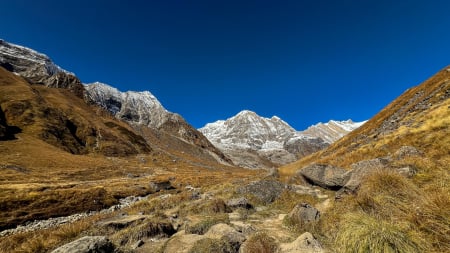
[300,119,367,143]
[199,110,297,151]
[0,39,70,76]
[199,111,366,168]
[85,82,169,128]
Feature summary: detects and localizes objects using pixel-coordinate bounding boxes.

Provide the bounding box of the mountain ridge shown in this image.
[199,110,365,168]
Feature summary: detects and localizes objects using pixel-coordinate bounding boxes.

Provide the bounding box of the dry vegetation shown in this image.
[279,67,450,252]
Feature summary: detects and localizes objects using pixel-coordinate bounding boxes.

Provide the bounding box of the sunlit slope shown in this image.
[281,66,450,177]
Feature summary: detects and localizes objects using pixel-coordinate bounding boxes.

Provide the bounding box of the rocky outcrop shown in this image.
[297,164,348,190]
[237,180,286,204]
[51,236,114,253]
[85,82,232,165]
[0,40,85,99]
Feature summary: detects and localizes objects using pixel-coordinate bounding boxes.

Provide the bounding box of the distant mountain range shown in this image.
[0,38,364,169]
[200,110,365,168]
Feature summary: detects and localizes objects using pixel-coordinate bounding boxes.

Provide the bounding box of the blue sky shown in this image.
[1,0,450,129]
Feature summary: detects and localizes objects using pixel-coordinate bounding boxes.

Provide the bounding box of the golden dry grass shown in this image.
[278,67,450,252]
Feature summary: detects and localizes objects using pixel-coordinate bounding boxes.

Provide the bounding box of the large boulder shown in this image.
[279,232,324,253]
[51,236,114,253]
[237,180,286,204]
[204,223,246,251]
[298,164,348,190]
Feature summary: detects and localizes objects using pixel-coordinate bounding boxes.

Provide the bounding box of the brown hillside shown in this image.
[281,66,450,176]
[280,66,450,252]
[0,67,150,156]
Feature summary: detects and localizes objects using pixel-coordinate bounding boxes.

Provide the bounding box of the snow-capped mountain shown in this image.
[0,39,84,98]
[0,39,70,76]
[300,119,367,143]
[200,110,298,150]
[85,82,172,128]
[0,39,231,165]
[199,110,329,168]
[85,82,233,165]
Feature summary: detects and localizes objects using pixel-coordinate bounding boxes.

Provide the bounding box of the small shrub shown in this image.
[188,238,235,253]
[335,212,424,253]
[185,215,229,235]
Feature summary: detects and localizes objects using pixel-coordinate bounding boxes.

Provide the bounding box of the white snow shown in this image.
[85,82,171,128]
[0,39,73,75]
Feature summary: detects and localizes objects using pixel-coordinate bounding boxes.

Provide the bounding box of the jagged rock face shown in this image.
[85,82,232,164]
[200,110,366,169]
[85,82,170,128]
[300,119,366,143]
[0,39,85,98]
[199,110,330,168]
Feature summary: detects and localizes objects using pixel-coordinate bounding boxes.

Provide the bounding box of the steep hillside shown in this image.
[280,66,450,252]
[200,110,363,168]
[0,67,150,156]
[86,82,232,165]
[281,67,450,174]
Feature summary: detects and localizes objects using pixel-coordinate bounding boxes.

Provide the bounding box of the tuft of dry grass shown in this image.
[185,214,230,235]
[0,216,97,253]
[241,232,278,253]
[335,212,424,253]
[188,238,235,253]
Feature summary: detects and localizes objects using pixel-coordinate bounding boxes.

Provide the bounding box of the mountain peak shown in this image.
[0,39,72,76]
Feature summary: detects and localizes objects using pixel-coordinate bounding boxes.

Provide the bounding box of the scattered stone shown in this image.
[226,197,252,210]
[237,180,286,204]
[51,236,114,253]
[279,232,324,253]
[297,164,348,190]
[287,203,320,226]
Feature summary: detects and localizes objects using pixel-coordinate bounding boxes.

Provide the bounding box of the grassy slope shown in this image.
[0,68,259,230]
[280,67,450,252]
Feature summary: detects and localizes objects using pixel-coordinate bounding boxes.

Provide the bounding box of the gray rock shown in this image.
[287,203,320,226]
[237,180,286,204]
[205,223,246,250]
[51,236,114,253]
[279,232,323,253]
[350,157,390,171]
[298,164,348,190]
[226,197,252,210]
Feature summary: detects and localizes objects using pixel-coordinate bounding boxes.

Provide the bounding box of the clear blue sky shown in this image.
[1,0,450,129]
